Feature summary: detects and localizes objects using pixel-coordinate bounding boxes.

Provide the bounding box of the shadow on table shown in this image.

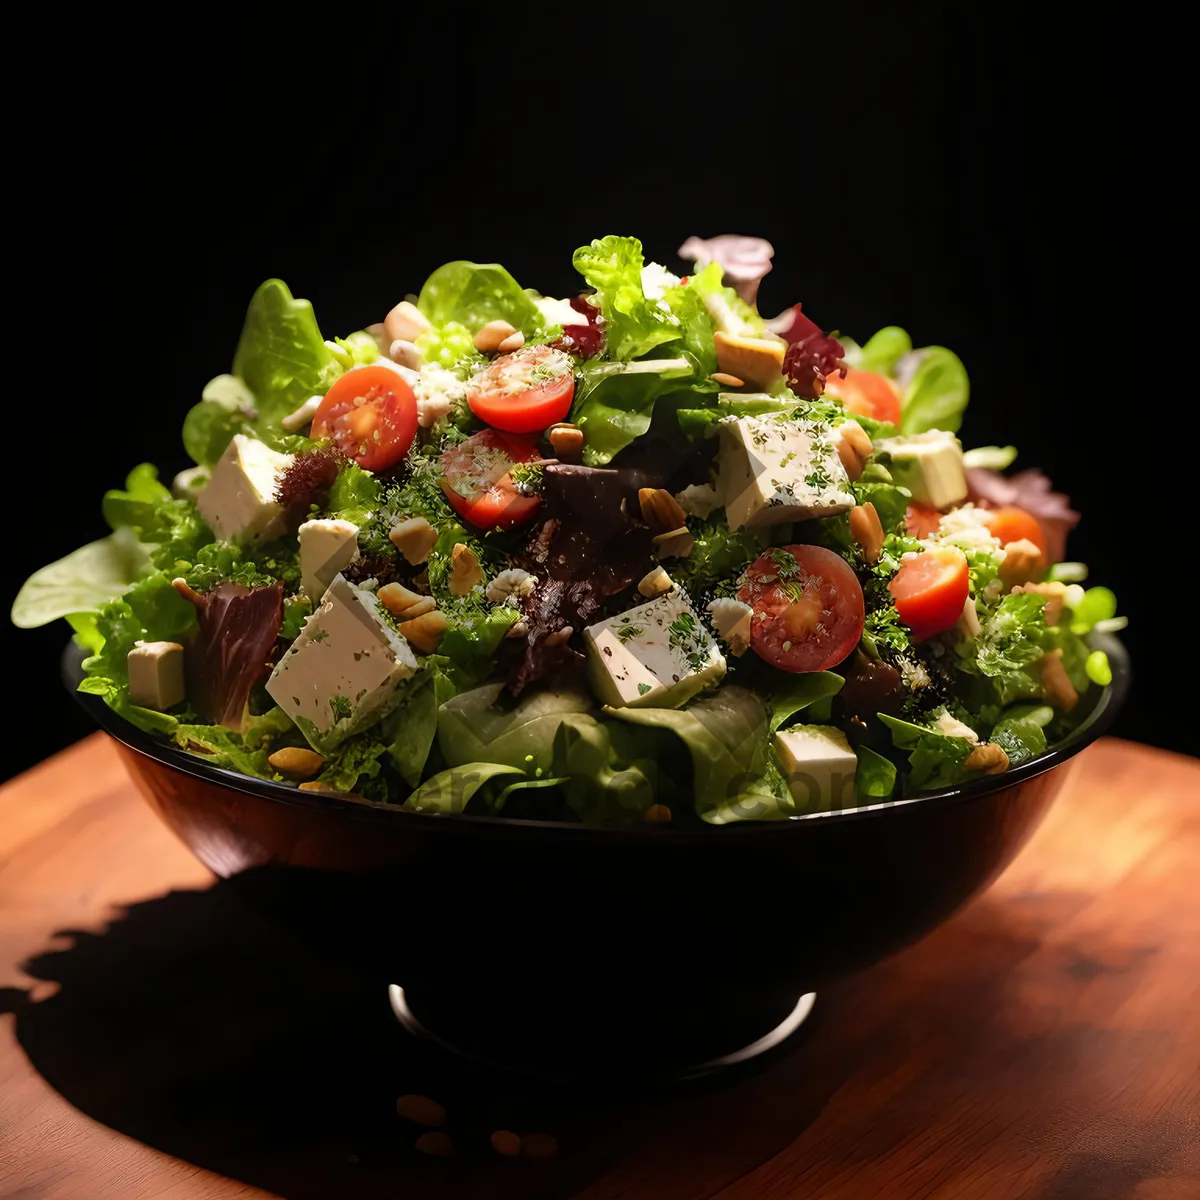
[0,872,841,1200]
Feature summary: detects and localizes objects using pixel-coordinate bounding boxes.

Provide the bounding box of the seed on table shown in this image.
[396,1093,447,1127]
[415,1131,453,1157]
[490,1129,521,1157]
[520,1132,559,1159]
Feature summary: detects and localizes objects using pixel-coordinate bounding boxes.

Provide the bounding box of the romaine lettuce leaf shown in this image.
[182,375,258,467]
[571,236,680,361]
[417,261,544,336]
[571,358,693,466]
[987,714,1047,766]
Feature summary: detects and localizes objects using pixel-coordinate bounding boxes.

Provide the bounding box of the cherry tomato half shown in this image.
[737,544,865,673]
[440,428,543,530]
[311,365,418,472]
[887,547,970,640]
[823,368,902,425]
[980,506,1048,561]
[467,344,576,434]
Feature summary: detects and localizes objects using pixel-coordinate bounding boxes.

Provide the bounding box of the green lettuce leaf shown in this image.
[404,763,523,815]
[855,745,897,801]
[571,236,680,361]
[182,375,258,467]
[763,672,845,735]
[899,346,970,435]
[315,734,390,794]
[572,358,694,465]
[382,662,457,788]
[11,528,152,629]
[858,326,913,377]
[417,262,544,336]
[102,463,171,532]
[669,518,765,599]
[971,592,1048,676]
[327,462,383,526]
[987,714,1047,766]
[232,279,343,424]
[879,713,973,791]
[439,606,521,689]
[685,260,766,336]
[551,713,664,823]
[611,685,790,823]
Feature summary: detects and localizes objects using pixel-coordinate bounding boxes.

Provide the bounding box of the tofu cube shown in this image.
[774,724,858,812]
[584,590,726,709]
[719,414,855,530]
[877,430,967,510]
[127,641,186,711]
[196,434,294,543]
[266,574,419,752]
[299,518,360,602]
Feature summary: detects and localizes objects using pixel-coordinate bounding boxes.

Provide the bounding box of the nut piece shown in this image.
[520,1133,559,1159]
[415,1132,454,1157]
[964,743,1010,775]
[638,487,688,533]
[268,746,326,779]
[644,803,672,824]
[710,371,745,387]
[638,566,674,598]
[834,420,873,481]
[506,619,529,639]
[849,502,885,565]
[384,300,432,345]
[652,525,695,558]
[377,582,428,617]
[389,517,439,565]
[490,1130,521,1157]
[389,338,424,369]
[297,781,363,798]
[396,1094,447,1127]
[474,319,519,352]
[707,598,753,656]
[1040,648,1079,712]
[398,610,450,654]
[999,538,1044,587]
[496,330,525,353]
[486,568,537,603]
[713,331,786,388]
[544,625,574,647]
[547,422,585,458]
[449,543,485,596]
[1011,580,1068,625]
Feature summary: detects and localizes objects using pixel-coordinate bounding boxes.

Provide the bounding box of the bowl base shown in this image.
[388,982,817,1085]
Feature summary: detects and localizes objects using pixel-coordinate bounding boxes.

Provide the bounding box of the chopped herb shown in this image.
[616,623,644,643]
[637,682,653,696]
[329,694,353,722]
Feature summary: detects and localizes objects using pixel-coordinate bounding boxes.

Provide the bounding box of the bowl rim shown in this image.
[62,633,1129,841]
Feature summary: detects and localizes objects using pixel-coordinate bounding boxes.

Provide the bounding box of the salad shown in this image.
[12,235,1123,824]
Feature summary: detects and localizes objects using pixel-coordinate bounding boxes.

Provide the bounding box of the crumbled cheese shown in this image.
[640,262,682,307]
[485,568,537,604]
[707,598,753,655]
[931,710,980,743]
[675,481,724,519]
[534,295,588,329]
[414,364,466,428]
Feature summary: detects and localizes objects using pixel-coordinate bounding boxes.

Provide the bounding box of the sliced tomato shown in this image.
[467,344,576,434]
[980,506,1048,560]
[737,545,865,673]
[311,365,418,472]
[905,502,943,539]
[823,368,902,425]
[888,547,970,640]
[440,429,542,530]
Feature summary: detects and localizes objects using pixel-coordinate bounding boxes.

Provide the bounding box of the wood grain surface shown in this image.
[1,733,1197,1200]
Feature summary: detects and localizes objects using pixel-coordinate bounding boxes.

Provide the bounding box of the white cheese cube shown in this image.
[719,415,855,530]
[196,434,294,543]
[299,519,360,603]
[266,574,419,752]
[877,430,967,510]
[127,641,186,711]
[584,590,726,709]
[774,724,858,812]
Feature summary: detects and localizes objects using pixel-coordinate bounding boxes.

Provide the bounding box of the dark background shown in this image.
[4,4,1179,778]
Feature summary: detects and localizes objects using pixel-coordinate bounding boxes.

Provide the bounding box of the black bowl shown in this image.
[62,636,1128,1080]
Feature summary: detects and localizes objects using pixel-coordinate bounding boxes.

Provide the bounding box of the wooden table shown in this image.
[1,734,1197,1200]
